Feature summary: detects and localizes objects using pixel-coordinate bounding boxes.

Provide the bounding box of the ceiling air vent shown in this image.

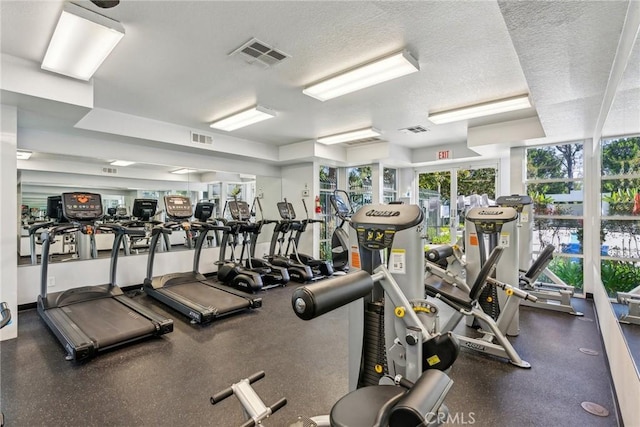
[230,38,290,68]
[399,125,430,134]
[102,167,118,174]
[191,131,213,145]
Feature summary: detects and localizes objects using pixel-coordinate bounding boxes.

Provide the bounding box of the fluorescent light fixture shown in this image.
[110,160,135,167]
[16,151,32,160]
[317,127,381,145]
[303,51,419,102]
[209,105,276,131]
[171,168,197,174]
[428,95,532,124]
[41,2,125,81]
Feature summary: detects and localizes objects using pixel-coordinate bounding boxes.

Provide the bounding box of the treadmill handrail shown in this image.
[28,221,55,236]
[46,224,81,238]
[99,223,147,238]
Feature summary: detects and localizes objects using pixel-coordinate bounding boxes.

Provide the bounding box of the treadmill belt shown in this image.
[62,298,156,348]
[165,281,250,314]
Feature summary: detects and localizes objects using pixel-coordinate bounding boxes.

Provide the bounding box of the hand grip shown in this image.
[270,397,287,413]
[210,371,265,404]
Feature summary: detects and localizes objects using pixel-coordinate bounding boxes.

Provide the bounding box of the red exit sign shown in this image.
[437,150,451,160]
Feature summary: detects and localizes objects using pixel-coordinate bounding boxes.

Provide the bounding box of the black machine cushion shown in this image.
[422,333,460,371]
[389,370,453,427]
[424,276,473,310]
[523,244,555,281]
[330,385,405,427]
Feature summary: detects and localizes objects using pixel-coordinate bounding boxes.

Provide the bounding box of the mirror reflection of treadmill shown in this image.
[37,192,173,361]
[143,195,262,324]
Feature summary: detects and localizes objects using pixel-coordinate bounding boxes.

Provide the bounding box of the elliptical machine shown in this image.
[217,200,265,293]
[277,199,333,279]
[226,198,289,289]
[329,190,353,273]
[211,202,458,427]
[266,202,314,283]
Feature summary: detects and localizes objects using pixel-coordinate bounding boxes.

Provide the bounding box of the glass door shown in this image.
[418,171,454,244]
[418,166,497,245]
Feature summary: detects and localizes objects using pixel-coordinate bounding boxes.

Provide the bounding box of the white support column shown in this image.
[509,147,526,195]
[371,163,382,205]
[499,154,512,197]
[1,105,18,340]
[582,138,597,296]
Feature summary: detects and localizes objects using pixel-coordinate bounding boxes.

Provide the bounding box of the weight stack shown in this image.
[358,301,387,388]
[479,284,500,321]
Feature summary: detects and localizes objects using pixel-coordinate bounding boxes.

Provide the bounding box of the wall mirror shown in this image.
[17,152,282,266]
[600,34,640,375]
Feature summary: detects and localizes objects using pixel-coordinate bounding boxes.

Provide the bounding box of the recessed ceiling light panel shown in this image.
[209,105,276,131]
[41,2,125,81]
[303,51,419,101]
[171,168,197,174]
[317,128,381,145]
[110,160,135,167]
[428,95,532,124]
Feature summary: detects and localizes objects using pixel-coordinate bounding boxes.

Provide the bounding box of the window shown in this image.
[526,142,584,292]
[319,166,338,261]
[600,135,640,297]
[347,165,372,211]
[383,167,397,203]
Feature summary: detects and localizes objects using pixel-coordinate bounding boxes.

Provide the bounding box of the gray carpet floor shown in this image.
[0,286,619,426]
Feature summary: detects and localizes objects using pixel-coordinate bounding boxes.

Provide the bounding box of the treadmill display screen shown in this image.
[228,201,251,221]
[132,198,158,221]
[276,202,296,220]
[61,192,104,221]
[164,195,193,220]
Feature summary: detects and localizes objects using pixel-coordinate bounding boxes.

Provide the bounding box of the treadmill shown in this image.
[144,195,262,324]
[37,192,174,362]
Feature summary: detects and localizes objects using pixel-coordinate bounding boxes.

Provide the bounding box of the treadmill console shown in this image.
[47,195,63,222]
[228,201,251,221]
[194,202,215,221]
[164,195,193,220]
[276,202,296,220]
[61,192,104,222]
[132,198,158,221]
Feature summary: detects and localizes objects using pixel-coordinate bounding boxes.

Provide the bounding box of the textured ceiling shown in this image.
[1,0,637,153]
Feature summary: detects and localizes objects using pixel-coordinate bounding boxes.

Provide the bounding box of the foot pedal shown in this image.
[289,416,319,427]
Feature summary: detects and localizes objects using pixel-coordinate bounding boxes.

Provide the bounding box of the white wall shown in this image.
[17,242,272,304]
[1,105,18,340]
[592,264,640,424]
[254,175,283,245]
[281,163,317,258]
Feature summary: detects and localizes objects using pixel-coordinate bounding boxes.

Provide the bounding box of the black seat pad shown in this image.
[330,385,404,427]
[425,276,473,310]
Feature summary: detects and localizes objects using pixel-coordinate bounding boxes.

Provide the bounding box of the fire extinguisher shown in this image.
[315,195,321,214]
